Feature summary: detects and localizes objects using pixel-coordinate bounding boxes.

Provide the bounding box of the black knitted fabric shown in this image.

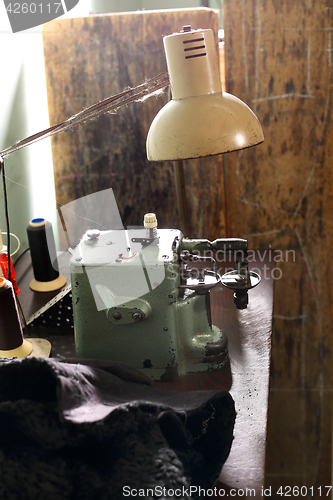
[0,357,235,500]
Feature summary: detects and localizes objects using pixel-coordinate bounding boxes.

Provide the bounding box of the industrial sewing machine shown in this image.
[70,213,260,381]
[70,26,263,381]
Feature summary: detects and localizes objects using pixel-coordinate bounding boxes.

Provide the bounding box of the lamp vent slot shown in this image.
[184,45,205,52]
[185,53,207,59]
[183,37,204,44]
[183,37,206,59]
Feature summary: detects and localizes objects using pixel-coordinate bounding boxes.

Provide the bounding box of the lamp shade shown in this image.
[146,26,264,161]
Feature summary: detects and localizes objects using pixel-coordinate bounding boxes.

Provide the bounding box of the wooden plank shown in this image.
[223,0,333,490]
[42,9,226,241]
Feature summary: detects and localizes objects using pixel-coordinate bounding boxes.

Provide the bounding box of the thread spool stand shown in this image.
[0,277,32,358]
[27,218,66,292]
[0,277,52,359]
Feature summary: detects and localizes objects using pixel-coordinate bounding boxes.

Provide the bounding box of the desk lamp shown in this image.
[146,25,263,237]
[147,26,263,161]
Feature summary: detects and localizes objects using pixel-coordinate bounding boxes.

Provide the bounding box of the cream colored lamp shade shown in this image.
[146,26,264,161]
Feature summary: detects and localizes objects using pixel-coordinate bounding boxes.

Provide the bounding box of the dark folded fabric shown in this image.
[0,357,235,500]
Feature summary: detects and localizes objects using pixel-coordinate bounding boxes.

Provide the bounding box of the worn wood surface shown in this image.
[223,0,333,492]
[42,9,226,241]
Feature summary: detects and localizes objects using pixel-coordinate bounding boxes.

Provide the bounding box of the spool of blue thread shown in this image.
[27,218,66,292]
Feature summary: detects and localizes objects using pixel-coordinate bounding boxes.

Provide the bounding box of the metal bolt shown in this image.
[113,312,122,320]
[233,290,248,310]
[132,312,143,322]
[86,229,100,239]
[75,257,82,262]
[180,250,190,262]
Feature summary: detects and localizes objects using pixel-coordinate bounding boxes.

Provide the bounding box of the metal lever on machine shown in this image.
[213,239,261,309]
[221,270,261,309]
[178,251,221,329]
[178,251,221,295]
[180,237,261,309]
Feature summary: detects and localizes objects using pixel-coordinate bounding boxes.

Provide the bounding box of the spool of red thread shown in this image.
[0,277,32,358]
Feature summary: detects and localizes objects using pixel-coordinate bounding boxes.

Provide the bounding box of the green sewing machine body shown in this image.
[70,224,259,381]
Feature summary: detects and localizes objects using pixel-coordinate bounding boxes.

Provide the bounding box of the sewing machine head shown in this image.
[70,213,260,381]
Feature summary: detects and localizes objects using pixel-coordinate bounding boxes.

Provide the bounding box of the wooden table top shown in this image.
[15,250,274,499]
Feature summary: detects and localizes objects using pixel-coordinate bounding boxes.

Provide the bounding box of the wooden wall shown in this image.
[42,8,226,242]
[223,0,333,492]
